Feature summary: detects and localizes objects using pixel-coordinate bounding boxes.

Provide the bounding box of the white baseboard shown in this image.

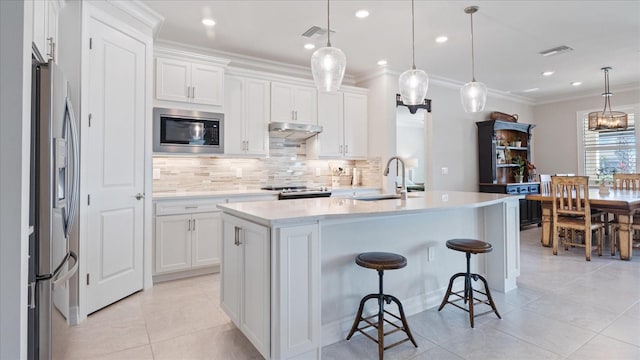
[152,265,219,283]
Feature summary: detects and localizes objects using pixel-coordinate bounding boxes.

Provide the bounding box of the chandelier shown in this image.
[588,67,628,131]
[310,0,346,93]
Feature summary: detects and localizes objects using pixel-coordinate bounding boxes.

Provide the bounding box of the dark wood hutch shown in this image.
[476,120,541,227]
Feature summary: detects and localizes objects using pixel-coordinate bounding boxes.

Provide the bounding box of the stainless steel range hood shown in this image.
[268,122,322,141]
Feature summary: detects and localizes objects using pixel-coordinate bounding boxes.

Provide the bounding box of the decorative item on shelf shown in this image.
[510,139,522,147]
[460,5,487,113]
[310,0,346,93]
[588,67,628,131]
[504,146,512,162]
[490,111,518,122]
[496,149,505,164]
[398,0,429,105]
[495,134,506,146]
[526,160,536,182]
[513,156,525,183]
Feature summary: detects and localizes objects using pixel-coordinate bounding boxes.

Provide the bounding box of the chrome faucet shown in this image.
[383,156,408,200]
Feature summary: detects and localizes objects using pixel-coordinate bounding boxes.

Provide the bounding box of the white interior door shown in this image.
[85,17,145,314]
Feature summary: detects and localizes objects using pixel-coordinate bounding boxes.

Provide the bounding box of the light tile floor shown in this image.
[62,227,640,359]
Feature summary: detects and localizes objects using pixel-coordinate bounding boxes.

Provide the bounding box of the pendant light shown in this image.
[310,0,346,93]
[588,67,628,131]
[460,6,487,113]
[398,0,429,106]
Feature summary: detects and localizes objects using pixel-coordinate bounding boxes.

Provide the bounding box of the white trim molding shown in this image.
[107,0,164,38]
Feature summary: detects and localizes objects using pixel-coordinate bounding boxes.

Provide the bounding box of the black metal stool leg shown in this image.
[465,252,475,328]
[377,270,384,360]
[387,295,418,347]
[346,294,377,340]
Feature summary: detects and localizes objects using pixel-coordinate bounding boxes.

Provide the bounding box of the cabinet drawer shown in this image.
[155,200,224,215]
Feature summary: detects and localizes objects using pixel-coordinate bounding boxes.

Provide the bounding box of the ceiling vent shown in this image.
[301,25,335,39]
[538,45,574,57]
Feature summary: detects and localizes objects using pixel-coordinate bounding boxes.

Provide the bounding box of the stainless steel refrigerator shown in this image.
[29,52,79,360]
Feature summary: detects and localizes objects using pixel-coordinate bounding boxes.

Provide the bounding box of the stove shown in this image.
[261,185,332,200]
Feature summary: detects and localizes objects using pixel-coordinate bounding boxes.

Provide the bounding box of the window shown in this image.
[578,106,639,184]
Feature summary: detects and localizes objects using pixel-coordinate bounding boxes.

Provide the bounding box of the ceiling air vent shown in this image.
[538,45,574,57]
[301,25,335,38]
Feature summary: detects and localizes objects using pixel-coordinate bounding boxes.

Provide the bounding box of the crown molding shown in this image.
[155,45,231,67]
[107,0,164,38]
[533,82,640,106]
[154,39,357,86]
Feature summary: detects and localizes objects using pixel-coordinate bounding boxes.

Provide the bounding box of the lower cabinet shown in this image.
[221,214,270,359]
[519,198,542,227]
[155,211,221,274]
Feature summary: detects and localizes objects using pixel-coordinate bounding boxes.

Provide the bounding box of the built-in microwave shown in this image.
[153,107,224,154]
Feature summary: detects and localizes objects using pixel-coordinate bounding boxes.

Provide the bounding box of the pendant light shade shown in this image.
[588,67,628,131]
[460,6,487,113]
[398,0,429,106]
[311,0,346,93]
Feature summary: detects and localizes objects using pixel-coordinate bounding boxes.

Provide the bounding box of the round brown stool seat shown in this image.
[446,239,493,254]
[355,252,407,270]
[347,252,417,359]
[438,238,501,328]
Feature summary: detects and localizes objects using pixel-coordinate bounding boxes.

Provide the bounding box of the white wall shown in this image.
[0,1,32,358]
[362,71,534,193]
[532,88,640,176]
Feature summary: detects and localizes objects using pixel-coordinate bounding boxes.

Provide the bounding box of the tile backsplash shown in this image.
[153,138,381,193]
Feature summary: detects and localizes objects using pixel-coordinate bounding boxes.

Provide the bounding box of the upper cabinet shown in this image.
[33,0,60,62]
[156,57,224,106]
[270,82,317,124]
[311,90,368,159]
[224,74,270,156]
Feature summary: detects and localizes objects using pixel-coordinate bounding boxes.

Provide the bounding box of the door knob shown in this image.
[135,193,145,200]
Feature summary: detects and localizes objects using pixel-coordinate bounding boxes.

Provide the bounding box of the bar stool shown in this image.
[438,239,501,328]
[346,252,417,360]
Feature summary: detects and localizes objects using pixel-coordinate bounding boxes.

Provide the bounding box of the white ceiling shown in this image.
[143,0,640,103]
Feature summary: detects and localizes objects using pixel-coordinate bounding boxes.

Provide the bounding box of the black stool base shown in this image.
[346,270,417,360]
[438,271,501,328]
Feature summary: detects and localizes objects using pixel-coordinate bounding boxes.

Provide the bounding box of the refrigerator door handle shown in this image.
[51,250,78,289]
[64,96,80,239]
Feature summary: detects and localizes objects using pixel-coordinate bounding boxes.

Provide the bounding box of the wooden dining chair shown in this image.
[551,176,603,261]
[610,173,640,255]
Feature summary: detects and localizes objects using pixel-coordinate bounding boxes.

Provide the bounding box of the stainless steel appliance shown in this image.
[268,122,322,141]
[29,56,79,360]
[153,107,224,154]
[261,185,332,200]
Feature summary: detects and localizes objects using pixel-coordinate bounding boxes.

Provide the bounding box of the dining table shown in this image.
[526,188,640,260]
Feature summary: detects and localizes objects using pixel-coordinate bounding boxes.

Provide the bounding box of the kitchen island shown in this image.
[217,191,520,360]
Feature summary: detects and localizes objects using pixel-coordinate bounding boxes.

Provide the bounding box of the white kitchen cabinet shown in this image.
[313,90,368,159]
[33,0,60,62]
[156,57,224,106]
[154,211,221,274]
[221,214,270,359]
[224,75,269,155]
[271,82,317,124]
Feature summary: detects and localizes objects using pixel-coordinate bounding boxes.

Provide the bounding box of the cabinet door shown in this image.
[46,0,58,62]
[224,75,245,155]
[244,78,270,155]
[191,63,224,106]
[316,92,344,157]
[241,222,270,359]
[221,218,242,326]
[343,92,368,159]
[33,0,48,60]
[155,214,192,274]
[155,58,191,103]
[293,86,317,124]
[271,82,295,122]
[191,212,221,268]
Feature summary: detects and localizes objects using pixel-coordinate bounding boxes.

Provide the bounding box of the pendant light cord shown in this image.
[326,0,331,47]
[411,0,416,69]
[470,11,476,82]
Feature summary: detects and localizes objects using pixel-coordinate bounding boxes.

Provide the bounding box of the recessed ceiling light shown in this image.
[355,9,369,18]
[377,60,387,66]
[202,18,216,26]
[541,71,555,76]
[435,36,448,43]
[571,81,582,86]
[522,88,539,93]
[304,43,315,50]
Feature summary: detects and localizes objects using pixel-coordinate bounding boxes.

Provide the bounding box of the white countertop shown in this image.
[217,190,515,226]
